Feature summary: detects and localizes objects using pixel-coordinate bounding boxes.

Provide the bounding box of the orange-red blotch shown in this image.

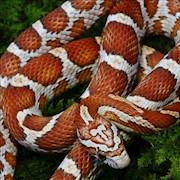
[38,94,47,110]
[101,0,115,17]
[69,17,86,38]
[97,109,153,134]
[119,117,154,134]
[89,62,128,95]
[153,17,166,35]
[168,43,180,64]
[9,136,17,148]
[76,68,92,84]
[0,87,5,109]
[163,99,180,112]
[53,80,69,97]
[80,94,156,135]
[102,22,139,65]
[51,169,75,180]
[127,121,154,134]
[4,86,35,141]
[142,110,177,128]
[144,0,159,18]
[84,94,138,118]
[15,28,42,51]
[36,104,79,151]
[168,0,180,16]
[67,143,93,178]
[0,161,3,171]
[146,50,164,68]
[46,39,62,49]
[137,49,164,82]
[23,115,52,131]
[70,0,96,10]
[41,8,69,33]
[63,38,99,67]
[5,174,13,180]
[5,152,16,169]
[20,53,62,86]
[0,132,5,147]
[130,68,176,101]
[111,0,144,29]
[171,18,180,39]
[0,52,21,78]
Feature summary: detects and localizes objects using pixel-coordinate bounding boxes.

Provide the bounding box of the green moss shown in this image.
[0,0,179,179]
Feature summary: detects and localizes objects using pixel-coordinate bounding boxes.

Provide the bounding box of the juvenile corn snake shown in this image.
[0,0,179,179]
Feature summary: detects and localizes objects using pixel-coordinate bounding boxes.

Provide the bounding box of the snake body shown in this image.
[0,0,179,179]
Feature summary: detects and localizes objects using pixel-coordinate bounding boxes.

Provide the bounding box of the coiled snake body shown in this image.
[0,0,179,179]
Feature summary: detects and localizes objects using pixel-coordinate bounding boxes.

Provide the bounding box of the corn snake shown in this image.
[0,0,178,179]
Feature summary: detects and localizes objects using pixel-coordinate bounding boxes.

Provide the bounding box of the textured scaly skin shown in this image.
[0,0,179,179]
[76,0,180,177]
[0,0,114,179]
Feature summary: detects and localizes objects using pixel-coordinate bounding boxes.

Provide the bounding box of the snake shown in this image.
[0,0,179,179]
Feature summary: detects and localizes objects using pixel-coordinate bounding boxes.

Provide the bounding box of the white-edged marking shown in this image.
[7,42,51,67]
[108,94,144,114]
[127,56,180,110]
[9,43,99,106]
[80,105,94,125]
[61,1,80,18]
[80,89,91,99]
[34,0,104,45]
[0,155,14,177]
[106,13,145,41]
[16,106,42,123]
[90,124,108,141]
[160,110,179,118]
[127,95,174,110]
[174,28,180,44]
[155,58,180,81]
[59,156,81,179]
[10,74,29,87]
[146,0,180,44]
[16,107,63,152]
[5,0,107,74]
[100,49,137,75]
[99,48,138,95]
[10,74,53,108]
[0,110,17,178]
[49,46,99,88]
[1,0,179,177]
[140,45,156,76]
[98,106,156,130]
[32,20,47,39]
[78,124,121,152]
[111,121,134,133]
[126,55,180,110]
[0,76,10,88]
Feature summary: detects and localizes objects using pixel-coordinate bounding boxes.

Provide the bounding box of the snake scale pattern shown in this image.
[0,0,179,179]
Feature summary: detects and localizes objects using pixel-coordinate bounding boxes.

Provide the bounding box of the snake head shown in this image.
[76,104,130,169]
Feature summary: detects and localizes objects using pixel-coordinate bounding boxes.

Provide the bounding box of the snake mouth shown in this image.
[104,149,131,169]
